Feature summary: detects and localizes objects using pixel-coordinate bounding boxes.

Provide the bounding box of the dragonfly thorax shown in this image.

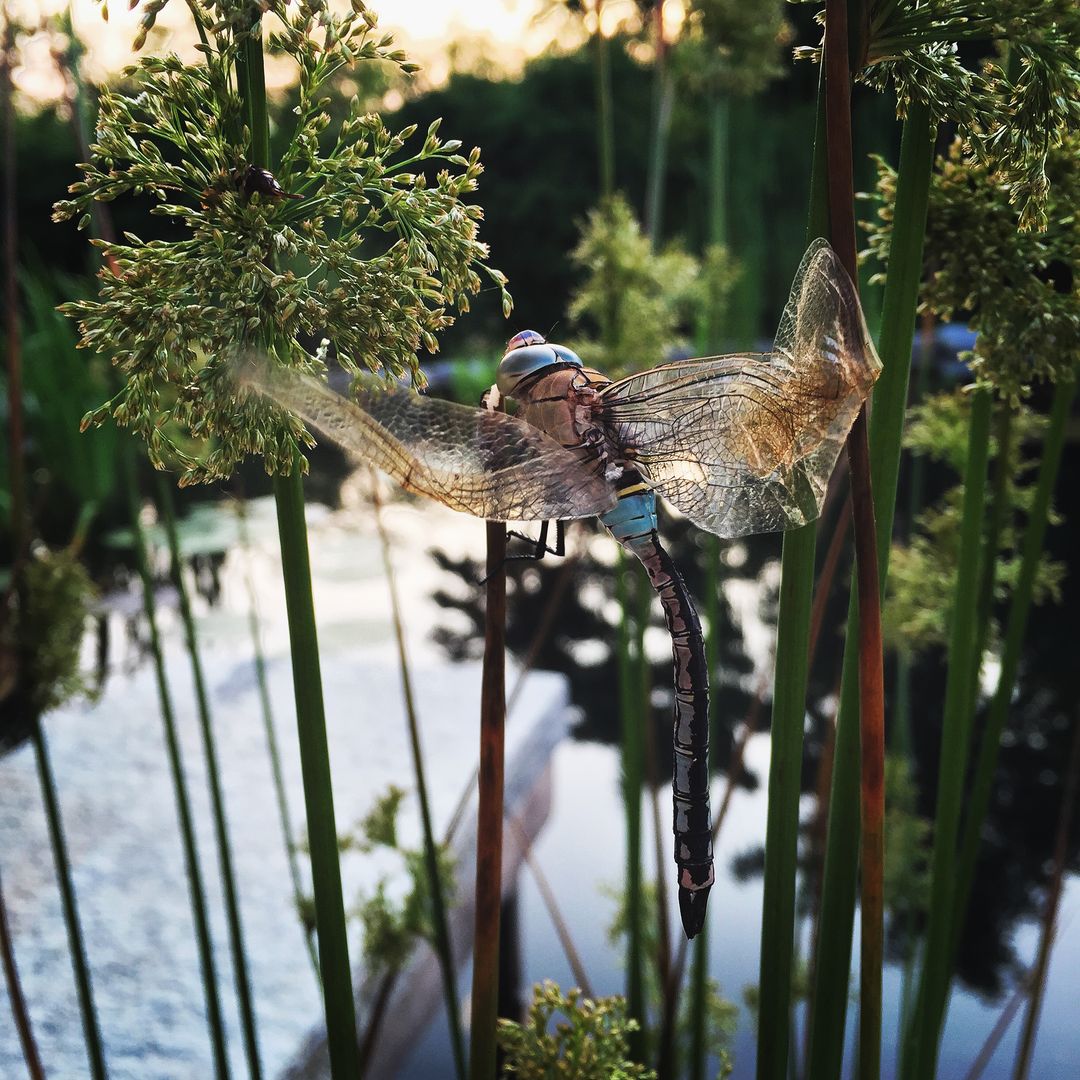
[497,329,584,397]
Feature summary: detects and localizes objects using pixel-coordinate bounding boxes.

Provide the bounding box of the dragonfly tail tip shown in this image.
[679,885,710,940]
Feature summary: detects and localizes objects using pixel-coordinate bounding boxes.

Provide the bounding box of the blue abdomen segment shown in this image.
[600,489,658,542]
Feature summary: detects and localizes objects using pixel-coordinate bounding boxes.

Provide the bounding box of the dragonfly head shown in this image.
[497,330,584,397]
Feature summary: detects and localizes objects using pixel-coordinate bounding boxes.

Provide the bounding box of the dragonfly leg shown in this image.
[480,521,564,583]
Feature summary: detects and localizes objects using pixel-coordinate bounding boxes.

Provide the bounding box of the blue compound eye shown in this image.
[496,342,559,395]
[550,344,584,368]
[505,328,547,353]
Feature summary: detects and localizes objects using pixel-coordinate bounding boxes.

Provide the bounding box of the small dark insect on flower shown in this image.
[235,164,302,201]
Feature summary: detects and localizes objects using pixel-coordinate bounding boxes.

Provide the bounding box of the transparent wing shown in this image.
[248,367,619,522]
[600,239,881,538]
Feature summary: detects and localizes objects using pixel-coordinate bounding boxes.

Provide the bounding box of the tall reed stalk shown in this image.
[806,97,935,1080]
[4,19,107,1075]
[124,447,230,1078]
[469,518,507,1080]
[903,386,993,1079]
[950,373,1077,993]
[0,867,44,1079]
[158,480,262,1079]
[755,76,828,1080]
[238,24,360,1075]
[234,497,319,979]
[371,479,466,1080]
[822,6,888,1072]
[594,0,615,198]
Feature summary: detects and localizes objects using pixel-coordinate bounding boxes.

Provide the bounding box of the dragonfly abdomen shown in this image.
[601,480,715,940]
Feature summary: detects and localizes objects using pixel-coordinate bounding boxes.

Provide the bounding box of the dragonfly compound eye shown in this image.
[505,329,547,352]
[496,342,560,396]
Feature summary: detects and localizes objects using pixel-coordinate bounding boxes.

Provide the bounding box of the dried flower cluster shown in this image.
[54,1,509,483]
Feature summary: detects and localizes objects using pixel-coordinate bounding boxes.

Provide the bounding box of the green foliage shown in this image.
[2,547,98,714]
[568,194,735,377]
[865,135,1080,400]
[498,981,656,1080]
[338,786,457,979]
[798,0,1080,229]
[883,390,1064,655]
[677,1,792,98]
[54,1,509,484]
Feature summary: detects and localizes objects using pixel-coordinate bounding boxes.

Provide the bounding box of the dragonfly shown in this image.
[247,238,882,940]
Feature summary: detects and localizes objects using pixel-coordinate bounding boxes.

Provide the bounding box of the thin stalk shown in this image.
[272,470,360,1079]
[594,1,615,198]
[30,721,109,1080]
[951,374,1077,1031]
[1011,714,1080,1080]
[963,976,1030,1080]
[807,97,935,1080]
[616,555,646,1059]
[158,480,262,1080]
[755,76,829,1080]
[234,498,319,979]
[0,867,44,1079]
[239,16,360,1072]
[643,3,674,243]
[371,478,466,1080]
[823,8,887,1076]
[125,447,230,1078]
[468,518,507,1080]
[904,385,993,1079]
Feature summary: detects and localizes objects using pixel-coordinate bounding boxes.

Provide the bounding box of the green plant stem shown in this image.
[125,447,230,1078]
[594,2,615,198]
[158,480,262,1080]
[469,519,507,1080]
[951,373,1077,1000]
[273,469,360,1079]
[372,481,466,1080]
[239,16,359,1072]
[822,7,887,1075]
[615,554,646,1060]
[904,385,993,1079]
[31,721,108,1080]
[755,77,828,1080]
[806,97,934,1080]
[644,4,673,244]
[234,499,319,980]
[1011,713,1080,1080]
[0,867,44,1080]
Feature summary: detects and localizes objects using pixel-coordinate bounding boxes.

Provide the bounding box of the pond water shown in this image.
[1,453,1078,1079]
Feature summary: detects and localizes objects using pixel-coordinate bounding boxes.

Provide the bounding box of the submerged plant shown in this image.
[498,981,656,1080]
[53,0,509,483]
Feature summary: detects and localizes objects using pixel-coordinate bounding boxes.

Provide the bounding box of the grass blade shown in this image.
[468,518,507,1080]
[904,385,993,1078]
[158,480,263,1079]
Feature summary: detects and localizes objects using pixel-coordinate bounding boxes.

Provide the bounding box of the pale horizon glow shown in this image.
[11,0,688,105]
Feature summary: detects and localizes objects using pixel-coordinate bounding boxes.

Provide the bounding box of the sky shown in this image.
[10,0,598,103]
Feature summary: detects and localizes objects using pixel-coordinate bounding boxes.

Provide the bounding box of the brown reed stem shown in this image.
[0,867,44,1079]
